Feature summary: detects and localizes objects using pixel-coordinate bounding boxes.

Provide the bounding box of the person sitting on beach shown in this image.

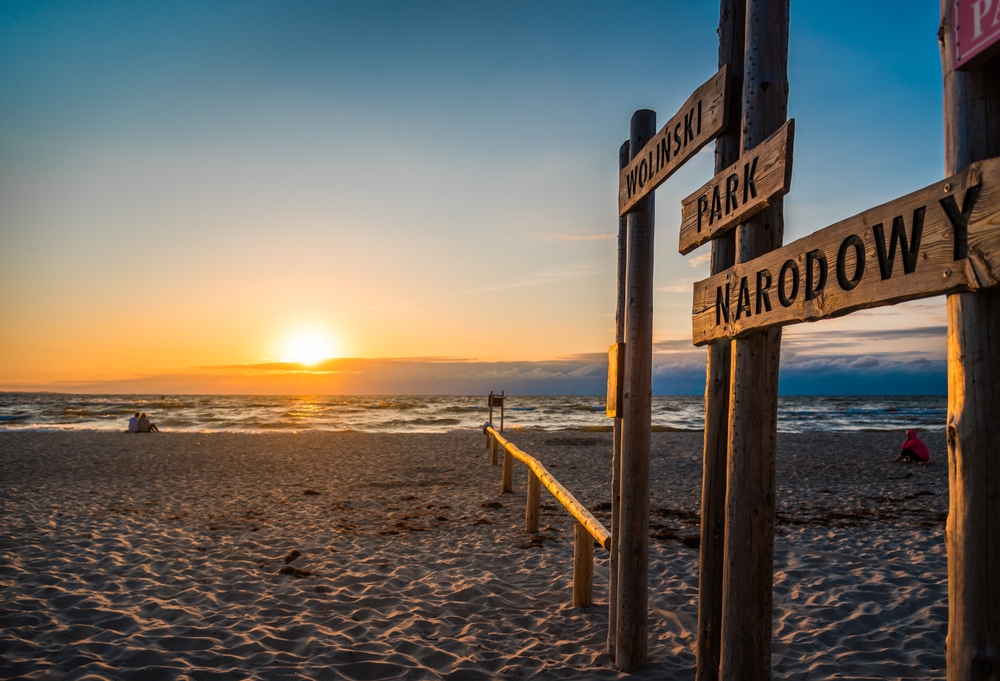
[127,412,139,433]
[893,429,929,463]
[137,413,160,433]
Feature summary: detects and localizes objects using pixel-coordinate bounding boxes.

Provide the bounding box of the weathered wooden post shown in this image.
[573,521,594,608]
[719,2,788,680]
[939,4,1000,679]
[697,2,744,680]
[501,397,514,492]
[525,470,540,533]
[608,139,630,657]
[616,108,656,672]
[488,391,498,465]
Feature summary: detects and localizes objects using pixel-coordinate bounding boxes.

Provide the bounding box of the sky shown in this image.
[0,1,949,395]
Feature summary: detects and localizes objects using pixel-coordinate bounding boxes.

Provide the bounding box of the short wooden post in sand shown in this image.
[488,391,497,465]
[502,444,514,493]
[615,108,657,672]
[697,2,743,680]
[608,138,630,657]
[525,471,540,533]
[939,3,1000,678]
[719,1,788,679]
[573,521,594,608]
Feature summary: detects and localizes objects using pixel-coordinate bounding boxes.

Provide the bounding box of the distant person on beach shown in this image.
[893,429,929,463]
[137,413,159,433]
[127,413,139,433]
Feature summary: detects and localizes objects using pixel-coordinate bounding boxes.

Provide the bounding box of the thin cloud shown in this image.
[553,233,616,242]
[686,253,713,268]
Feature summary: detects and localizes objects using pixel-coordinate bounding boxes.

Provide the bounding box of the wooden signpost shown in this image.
[610,65,733,673]
[618,67,731,216]
[679,119,794,255]
[606,0,999,678]
[691,159,998,345]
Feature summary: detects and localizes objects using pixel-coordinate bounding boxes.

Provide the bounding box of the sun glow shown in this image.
[282,334,335,365]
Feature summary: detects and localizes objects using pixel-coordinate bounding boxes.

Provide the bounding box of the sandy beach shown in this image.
[0,430,948,679]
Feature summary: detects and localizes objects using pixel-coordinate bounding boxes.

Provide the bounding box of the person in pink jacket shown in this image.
[893,429,930,463]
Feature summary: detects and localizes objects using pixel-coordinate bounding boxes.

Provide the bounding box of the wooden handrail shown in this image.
[485,425,611,551]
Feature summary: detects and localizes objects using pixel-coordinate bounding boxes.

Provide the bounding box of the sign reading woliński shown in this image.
[618,65,730,216]
[678,119,795,255]
[953,0,1000,70]
[691,157,1000,345]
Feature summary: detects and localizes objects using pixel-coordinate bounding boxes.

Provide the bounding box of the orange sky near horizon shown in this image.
[0,2,951,394]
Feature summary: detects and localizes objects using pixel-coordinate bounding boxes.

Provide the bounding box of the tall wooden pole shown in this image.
[719,2,788,680]
[939,5,1000,680]
[615,108,656,673]
[697,2,744,681]
[608,139,630,657]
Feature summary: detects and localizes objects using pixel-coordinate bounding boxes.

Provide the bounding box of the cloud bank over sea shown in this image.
[2,324,946,396]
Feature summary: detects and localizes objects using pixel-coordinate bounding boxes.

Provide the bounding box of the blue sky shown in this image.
[0,1,949,394]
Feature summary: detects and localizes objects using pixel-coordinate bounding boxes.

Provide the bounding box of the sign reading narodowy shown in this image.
[618,65,730,216]
[953,0,1000,70]
[678,119,795,255]
[691,157,1000,345]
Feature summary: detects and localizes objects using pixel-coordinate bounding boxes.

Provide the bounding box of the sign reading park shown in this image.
[618,66,730,216]
[678,119,795,255]
[691,157,1000,345]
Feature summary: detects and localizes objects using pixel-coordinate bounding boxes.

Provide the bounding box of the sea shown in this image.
[0,394,946,434]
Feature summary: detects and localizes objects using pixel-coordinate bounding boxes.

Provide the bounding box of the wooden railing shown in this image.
[484,424,611,607]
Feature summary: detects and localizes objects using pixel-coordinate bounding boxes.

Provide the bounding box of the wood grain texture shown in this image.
[502,441,514,493]
[940,3,1000,679]
[525,470,540,534]
[618,67,730,216]
[486,426,612,550]
[616,109,656,673]
[606,343,624,418]
[696,4,743,681]
[680,119,794,255]
[609,139,629,657]
[692,159,1000,345]
[719,2,788,680]
[573,521,595,608]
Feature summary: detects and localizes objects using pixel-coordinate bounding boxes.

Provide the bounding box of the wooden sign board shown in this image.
[618,65,730,216]
[691,157,1000,345]
[953,0,1000,70]
[678,120,795,255]
[606,342,623,418]
[489,395,504,407]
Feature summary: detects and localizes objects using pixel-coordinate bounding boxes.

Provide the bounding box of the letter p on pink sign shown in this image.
[953,0,1000,70]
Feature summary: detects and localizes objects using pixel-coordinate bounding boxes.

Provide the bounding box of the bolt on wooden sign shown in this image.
[618,65,730,216]
[678,119,795,254]
[691,157,1000,345]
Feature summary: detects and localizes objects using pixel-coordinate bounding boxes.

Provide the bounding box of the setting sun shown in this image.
[282,334,335,365]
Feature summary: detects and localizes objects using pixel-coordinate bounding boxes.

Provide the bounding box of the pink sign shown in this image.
[953,0,1000,70]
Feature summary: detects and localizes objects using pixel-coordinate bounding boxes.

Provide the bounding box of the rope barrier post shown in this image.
[501,441,514,493]
[573,520,594,608]
[487,391,493,452]
[525,471,540,533]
